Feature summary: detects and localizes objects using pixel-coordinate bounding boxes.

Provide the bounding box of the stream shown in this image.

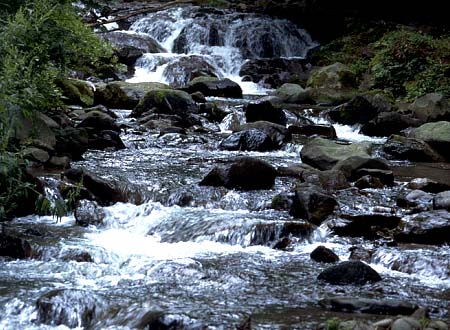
[1,5,449,330]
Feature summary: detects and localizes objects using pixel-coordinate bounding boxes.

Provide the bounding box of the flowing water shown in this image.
[1,5,449,330]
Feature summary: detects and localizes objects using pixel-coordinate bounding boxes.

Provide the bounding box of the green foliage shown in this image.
[370,29,450,99]
[325,318,341,330]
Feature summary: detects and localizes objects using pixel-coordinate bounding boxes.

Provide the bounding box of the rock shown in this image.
[289,185,337,225]
[394,210,450,245]
[329,214,401,239]
[250,222,314,246]
[427,320,449,330]
[87,130,126,151]
[310,245,339,263]
[65,167,141,206]
[397,190,433,210]
[349,246,373,263]
[277,163,316,178]
[74,200,106,227]
[95,81,171,110]
[273,83,312,103]
[407,178,450,194]
[288,123,336,138]
[186,76,243,98]
[47,156,71,169]
[199,157,277,191]
[332,156,390,182]
[360,112,422,137]
[163,55,218,88]
[383,135,445,162]
[36,289,104,328]
[76,110,121,133]
[21,147,50,164]
[319,297,418,315]
[133,311,199,330]
[245,100,287,126]
[271,193,293,211]
[433,191,450,211]
[317,260,382,285]
[58,79,94,106]
[241,121,291,147]
[10,111,57,151]
[301,137,371,171]
[306,62,358,105]
[54,127,89,160]
[327,94,386,125]
[219,129,275,152]
[0,233,32,259]
[409,121,450,161]
[300,169,350,191]
[409,93,450,123]
[131,89,198,118]
[391,317,421,330]
[354,175,385,189]
[60,250,94,263]
[101,31,165,66]
[191,91,206,103]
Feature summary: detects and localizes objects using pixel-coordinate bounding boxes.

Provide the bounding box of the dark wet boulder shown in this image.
[74,200,106,227]
[383,135,445,162]
[360,111,422,137]
[327,93,388,125]
[0,233,32,259]
[95,81,170,110]
[76,110,121,133]
[186,76,242,98]
[131,89,198,118]
[317,260,382,285]
[433,191,450,211]
[289,185,337,225]
[407,178,450,194]
[319,297,418,315]
[306,62,358,105]
[54,127,89,160]
[241,121,291,147]
[199,157,277,191]
[349,246,373,263]
[288,123,336,138]
[219,129,275,151]
[310,245,339,263]
[408,121,450,161]
[36,289,105,328]
[101,31,165,66]
[65,167,142,206]
[87,130,126,151]
[273,83,312,104]
[301,137,371,170]
[328,214,401,239]
[163,55,218,88]
[354,175,385,189]
[332,156,390,182]
[250,221,314,247]
[397,190,433,210]
[394,210,450,245]
[408,93,450,123]
[60,249,94,263]
[244,100,287,126]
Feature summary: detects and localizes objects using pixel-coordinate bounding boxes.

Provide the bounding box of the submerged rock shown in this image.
[199,157,277,191]
[317,260,382,285]
[319,297,418,315]
[74,200,106,227]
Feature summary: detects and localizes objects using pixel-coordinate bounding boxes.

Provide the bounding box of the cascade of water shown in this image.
[127,6,317,94]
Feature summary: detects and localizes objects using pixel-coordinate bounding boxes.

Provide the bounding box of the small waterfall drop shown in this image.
[127,6,317,94]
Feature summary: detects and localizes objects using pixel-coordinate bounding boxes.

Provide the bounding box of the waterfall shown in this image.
[126,6,317,94]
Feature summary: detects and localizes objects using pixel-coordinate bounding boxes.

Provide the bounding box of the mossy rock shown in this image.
[274,83,311,104]
[95,81,171,109]
[59,79,94,106]
[131,89,197,118]
[409,121,450,160]
[307,63,358,105]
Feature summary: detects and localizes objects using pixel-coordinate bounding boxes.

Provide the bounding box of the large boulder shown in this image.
[433,191,450,211]
[310,245,339,263]
[58,79,95,107]
[408,121,450,161]
[288,123,336,138]
[289,185,337,225]
[273,83,312,104]
[332,156,391,182]
[360,111,422,137]
[328,214,401,239]
[317,260,382,285]
[101,31,165,66]
[76,110,121,133]
[185,77,243,98]
[301,137,371,170]
[199,157,277,191]
[383,135,445,162]
[245,100,287,126]
[54,127,89,160]
[327,92,393,125]
[394,210,450,245]
[241,121,291,147]
[306,62,358,105]
[408,93,450,123]
[95,81,171,110]
[163,55,218,88]
[219,129,275,152]
[131,88,198,118]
